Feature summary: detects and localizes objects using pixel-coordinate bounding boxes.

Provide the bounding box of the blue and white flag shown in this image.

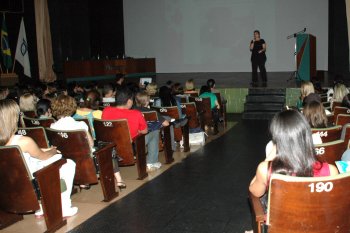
[15,18,31,77]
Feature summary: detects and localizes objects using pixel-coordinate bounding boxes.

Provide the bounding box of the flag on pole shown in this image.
[1,14,12,70]
[15,18,31,77]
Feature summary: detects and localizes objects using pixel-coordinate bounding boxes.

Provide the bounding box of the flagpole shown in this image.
[12,55,16,73]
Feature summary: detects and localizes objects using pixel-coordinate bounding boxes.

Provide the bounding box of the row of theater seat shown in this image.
[0,95,227,232]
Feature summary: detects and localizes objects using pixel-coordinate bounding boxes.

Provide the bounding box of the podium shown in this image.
[296,34,316,81]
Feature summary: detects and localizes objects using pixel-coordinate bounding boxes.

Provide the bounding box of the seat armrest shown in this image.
[248,192,266,233]
[33,158,67,178]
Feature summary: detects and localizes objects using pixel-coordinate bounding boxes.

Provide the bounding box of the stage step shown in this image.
[242,112,278,120]
[244,103,284,112]
[245,95,285,103]
[242,88,286,120]
[248,88,285,96]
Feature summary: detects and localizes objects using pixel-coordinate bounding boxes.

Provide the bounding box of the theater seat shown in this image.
[249,173,350,233]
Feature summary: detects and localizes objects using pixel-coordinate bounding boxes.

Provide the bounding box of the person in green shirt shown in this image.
[199,85,220,110]
[199,85,220,134]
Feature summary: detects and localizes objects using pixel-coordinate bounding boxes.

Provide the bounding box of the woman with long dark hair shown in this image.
[249,110,338,198]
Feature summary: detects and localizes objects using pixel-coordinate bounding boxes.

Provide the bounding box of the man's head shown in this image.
[103,83,115,97]
[115,87,134,108]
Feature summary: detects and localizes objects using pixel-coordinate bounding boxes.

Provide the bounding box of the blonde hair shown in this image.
[300,82,315,99]
[19,93,37,112]
[185,79,195,91]
[135,92,150,108]
[51,94,77,119]
[145,83,157,96]
[333,84,349,102]
[0,99,20,145]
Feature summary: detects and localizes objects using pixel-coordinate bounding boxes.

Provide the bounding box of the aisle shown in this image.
[69,116,270,233]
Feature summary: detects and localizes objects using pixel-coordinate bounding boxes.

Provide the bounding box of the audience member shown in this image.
[115,74,125,91]
[50,94,126,189]
[102,83,116,103]
[199,85,220,134]
[250,110,338,196]
[134,92,176,151]
[0,99,78,217]
[297,81,315,109]
[330,83,349,109]
[74,90,102,139]
[36,99,52,118]
[102,88,161,171]
[50,95,94,149]
[303,101,328,128]
[184,79,197,94]
[0,87,9,100]
[342,93,350,109]
[19,93,38,113]
[145,82,158,97]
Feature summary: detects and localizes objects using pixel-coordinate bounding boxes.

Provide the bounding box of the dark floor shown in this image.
[69,115,270,233]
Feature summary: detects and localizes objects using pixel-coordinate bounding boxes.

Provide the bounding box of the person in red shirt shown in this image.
[102,88,161,170]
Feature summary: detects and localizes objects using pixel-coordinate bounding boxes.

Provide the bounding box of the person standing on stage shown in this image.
[250,30,267,87]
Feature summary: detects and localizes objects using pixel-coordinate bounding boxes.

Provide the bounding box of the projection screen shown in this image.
[124,0,328,73]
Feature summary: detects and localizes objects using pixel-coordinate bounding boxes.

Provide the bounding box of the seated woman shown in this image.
[0,99,78,217]
[250,110,338,196]
[303,101,328,128]
[296,81,318,110]
[184,79,197,94]
[73,90,102,139]
[302,101,330,144]
[50,94,126,190]
[199,85,220,134]
[246,110,338,233]
[157,85,186,120]
[145,83,158,97]
[19,92,38,116]
[330,83,348,109]
[134,92,176,151]
[342,93,350,108]
[36,99,52,118]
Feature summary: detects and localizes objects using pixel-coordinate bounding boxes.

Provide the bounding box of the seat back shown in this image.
[331,101,342,112]
[341,124,350,149]
[93,119,135,166]
[17,127,49,148]
[142,111,158,122]
[311,125,342,143]
[314,140,345,166]
[22,116,55,128]
[0,146,40,213]
[22,111,36,118]
[336,114,350,126]
[75,117,94,138]
[333,106,350,119]
[155,106,181,119]
[45,128,98,184]
[267,173,350,233]
[322,102,330,109]
[181,102,200,129]
[154,106,183,141]
[0,146,67,232]
[101,102,116,108]
[189,96,212,127]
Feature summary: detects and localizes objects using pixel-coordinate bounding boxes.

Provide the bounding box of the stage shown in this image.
[154,71,334,114]
[155,71,334,89]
